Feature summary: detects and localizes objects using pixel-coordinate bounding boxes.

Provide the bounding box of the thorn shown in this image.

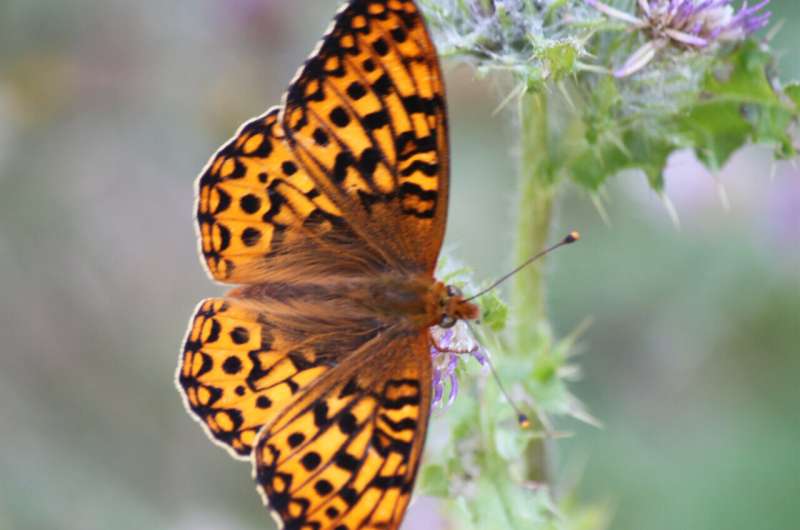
[660,193,681,229]
[714,178,731,211]
[766,18,785,42]
[590,193,612,226]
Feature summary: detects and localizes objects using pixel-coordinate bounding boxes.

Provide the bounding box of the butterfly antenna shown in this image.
[464,231,580,303]
[466,322,531,429]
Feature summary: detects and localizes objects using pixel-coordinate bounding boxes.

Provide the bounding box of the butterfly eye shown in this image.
[446,285,463,297]
[439,315,457,329]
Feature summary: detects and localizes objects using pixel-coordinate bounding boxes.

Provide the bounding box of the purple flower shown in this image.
[429,323,488,408]
[587,0,771,76]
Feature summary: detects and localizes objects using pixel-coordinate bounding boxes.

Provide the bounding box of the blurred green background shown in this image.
[1,1,798,529]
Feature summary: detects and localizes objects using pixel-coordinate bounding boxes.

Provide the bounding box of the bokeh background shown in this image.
[1,1,798,529]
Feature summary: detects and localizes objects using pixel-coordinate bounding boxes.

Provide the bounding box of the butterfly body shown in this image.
[178,1,466,529]
[229,275,478,334]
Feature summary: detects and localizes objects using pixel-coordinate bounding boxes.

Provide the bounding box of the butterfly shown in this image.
[176,1,480,529]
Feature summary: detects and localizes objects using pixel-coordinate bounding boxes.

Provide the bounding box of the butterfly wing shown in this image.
[197,0,448,283]
[253,333,431,530]
[178,298,338,459]
[281,0,448,273]
[196,107,375,284]
[184,1,448,528]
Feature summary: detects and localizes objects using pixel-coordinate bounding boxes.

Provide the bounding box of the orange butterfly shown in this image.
[176,1,478,528]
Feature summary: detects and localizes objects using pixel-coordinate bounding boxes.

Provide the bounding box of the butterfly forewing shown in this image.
[196,108,358,284]
[282,0,448,272]
[253,334,431,530]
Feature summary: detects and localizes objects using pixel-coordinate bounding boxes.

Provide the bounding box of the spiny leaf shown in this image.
[678,41,797,168]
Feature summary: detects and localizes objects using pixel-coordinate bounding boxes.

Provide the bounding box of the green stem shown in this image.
[512,91,557,350]
[512,90,558,483]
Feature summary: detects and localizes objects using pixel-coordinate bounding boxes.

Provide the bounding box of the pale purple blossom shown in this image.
[429,323,487,408]
[587,0,771,76]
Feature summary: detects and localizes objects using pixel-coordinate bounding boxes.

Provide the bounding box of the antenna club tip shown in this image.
[518,414,531,429]
[564,231,580,244]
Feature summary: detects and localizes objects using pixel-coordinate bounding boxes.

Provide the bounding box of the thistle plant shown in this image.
[417,1,799,528]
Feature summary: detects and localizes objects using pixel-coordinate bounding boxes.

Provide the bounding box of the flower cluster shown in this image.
[418,0,591,82]
[587,0,771,76]
[429,323,487,408]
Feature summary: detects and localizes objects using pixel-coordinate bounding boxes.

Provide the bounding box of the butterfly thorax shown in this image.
[429,281,480,328]
[356,276,479,328]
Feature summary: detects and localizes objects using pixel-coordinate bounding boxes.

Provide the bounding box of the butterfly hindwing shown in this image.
[282,0,449,272]
[253,333,432,530]
[178,298,334,459]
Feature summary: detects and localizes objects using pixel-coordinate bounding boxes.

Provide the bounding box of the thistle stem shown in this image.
[512,90,557,356]
[512,90,559,483]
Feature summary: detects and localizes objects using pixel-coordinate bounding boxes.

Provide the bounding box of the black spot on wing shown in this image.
[313,400,330,428]
[401,160,439,177]
[379,413,417,432]
[213,188,232,214]
[363,110,389,130]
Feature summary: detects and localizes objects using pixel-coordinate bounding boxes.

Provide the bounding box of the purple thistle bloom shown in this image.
[429,323,487,408]
[586,0,771,76]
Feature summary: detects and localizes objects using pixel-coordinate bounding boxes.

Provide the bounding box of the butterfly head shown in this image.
[435,283,480,329]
